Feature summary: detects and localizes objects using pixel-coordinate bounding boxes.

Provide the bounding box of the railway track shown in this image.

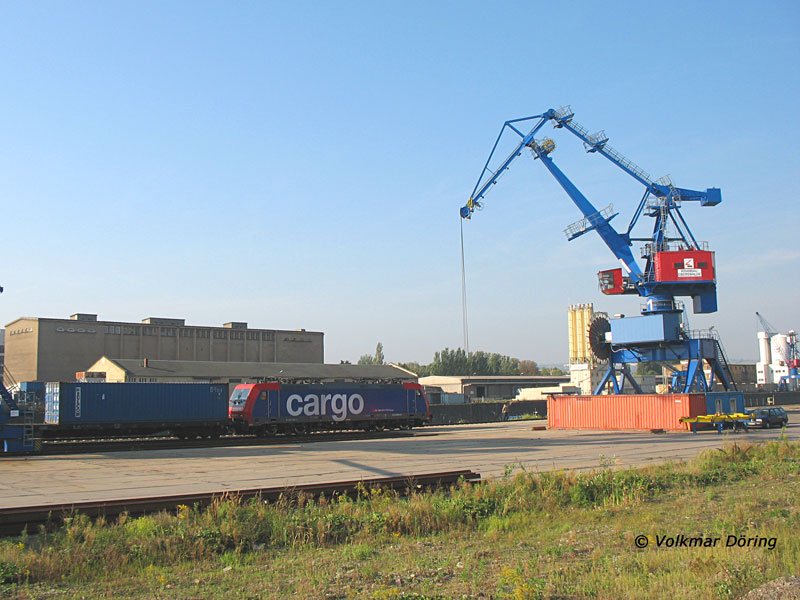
[0,469,481,537]
[31,428,421,455]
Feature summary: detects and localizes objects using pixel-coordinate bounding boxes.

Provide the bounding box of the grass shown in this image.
[1,439,798,599]
[510,412,545,421]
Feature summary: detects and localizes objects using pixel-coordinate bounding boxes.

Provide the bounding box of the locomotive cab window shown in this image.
[229,388,249,406]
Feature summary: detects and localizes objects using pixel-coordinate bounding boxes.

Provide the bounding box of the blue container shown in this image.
[19,381,46,413]
[19,381,46,397]
[610,313,682,345]
[44,382,228,426]
[706,391,745,415]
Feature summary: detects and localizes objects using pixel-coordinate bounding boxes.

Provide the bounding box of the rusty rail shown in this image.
[0,470,480,537]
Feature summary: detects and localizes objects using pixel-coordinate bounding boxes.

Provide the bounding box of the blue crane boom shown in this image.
[460,106,721,315]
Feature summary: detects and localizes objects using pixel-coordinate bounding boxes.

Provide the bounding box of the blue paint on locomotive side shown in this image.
[44,382,229,426]
[248,384,428,425]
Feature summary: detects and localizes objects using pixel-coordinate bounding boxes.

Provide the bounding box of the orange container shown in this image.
[547,394,706,431]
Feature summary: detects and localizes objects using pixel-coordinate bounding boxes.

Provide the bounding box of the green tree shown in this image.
[358,342,385,366]
[423,348,522,376]
[397,349,555,377]
[518,360,540,375]
[397,362,430,377]
[540,366,566,376]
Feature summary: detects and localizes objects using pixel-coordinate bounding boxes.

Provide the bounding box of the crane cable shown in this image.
[460,216,470,354]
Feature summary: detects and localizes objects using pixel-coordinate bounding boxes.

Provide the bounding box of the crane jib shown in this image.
[459,106,719,314]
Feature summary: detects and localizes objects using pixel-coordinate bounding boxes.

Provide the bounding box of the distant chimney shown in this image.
[143,358,149,368]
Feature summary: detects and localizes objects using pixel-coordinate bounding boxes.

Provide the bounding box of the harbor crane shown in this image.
[460,106,735,394]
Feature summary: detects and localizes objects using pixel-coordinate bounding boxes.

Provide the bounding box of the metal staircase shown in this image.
[712,335,738,391]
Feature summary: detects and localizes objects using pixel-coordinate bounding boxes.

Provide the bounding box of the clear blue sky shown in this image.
[1,1,798,365]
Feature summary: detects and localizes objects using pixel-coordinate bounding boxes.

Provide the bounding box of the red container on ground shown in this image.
[547,394,707,431]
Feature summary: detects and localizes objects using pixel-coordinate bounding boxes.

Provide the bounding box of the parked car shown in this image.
[746,407,789,429]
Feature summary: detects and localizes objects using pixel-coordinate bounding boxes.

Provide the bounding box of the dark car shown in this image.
[746,407,789,429]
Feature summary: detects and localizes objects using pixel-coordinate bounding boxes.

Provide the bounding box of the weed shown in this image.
[0,560,20,584]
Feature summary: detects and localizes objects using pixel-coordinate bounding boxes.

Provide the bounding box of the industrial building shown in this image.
[4,313,324,383]
[81,357,414,394]
[419,375,569,403]
[755,314,799,390]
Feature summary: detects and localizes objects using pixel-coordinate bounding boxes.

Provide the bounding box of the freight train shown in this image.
[0,381,431,452]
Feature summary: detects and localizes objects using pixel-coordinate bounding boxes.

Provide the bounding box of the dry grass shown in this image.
[1,438,798,599]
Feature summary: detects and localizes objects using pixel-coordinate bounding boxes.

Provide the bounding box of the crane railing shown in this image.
[598,143,653,186]
[552,106,655,186]
[563,204,615,240]
[639,240,710,257]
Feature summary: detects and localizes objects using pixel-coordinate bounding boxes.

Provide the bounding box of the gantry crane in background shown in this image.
[460,106,736,394]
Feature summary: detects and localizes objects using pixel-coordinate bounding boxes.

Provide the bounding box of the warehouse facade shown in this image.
[419,375,570,403]
[4,313,324,383]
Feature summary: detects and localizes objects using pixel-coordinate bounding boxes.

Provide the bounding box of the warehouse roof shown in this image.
[89,357,417,382]
[419,375,569,385]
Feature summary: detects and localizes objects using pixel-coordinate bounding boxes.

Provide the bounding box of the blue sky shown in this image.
[1,1,798,365]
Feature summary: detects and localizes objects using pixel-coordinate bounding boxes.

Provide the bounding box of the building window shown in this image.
[160,327,175,337]
[262,332,274,341]
[246,332,259,341]
[143,326,158,336]
[180,329,194,338]
[213,330,227,340]
[231,332,244,340]
[196,330,209,339]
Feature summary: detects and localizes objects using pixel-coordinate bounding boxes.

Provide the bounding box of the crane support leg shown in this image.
[594,364,644,395]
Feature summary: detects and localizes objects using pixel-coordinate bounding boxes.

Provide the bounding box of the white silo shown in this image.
[771,334,790,366]
[758,331,772,365]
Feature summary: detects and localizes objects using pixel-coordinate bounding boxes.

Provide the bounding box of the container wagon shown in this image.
[43,382,229,439]
[229,381,431,435]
